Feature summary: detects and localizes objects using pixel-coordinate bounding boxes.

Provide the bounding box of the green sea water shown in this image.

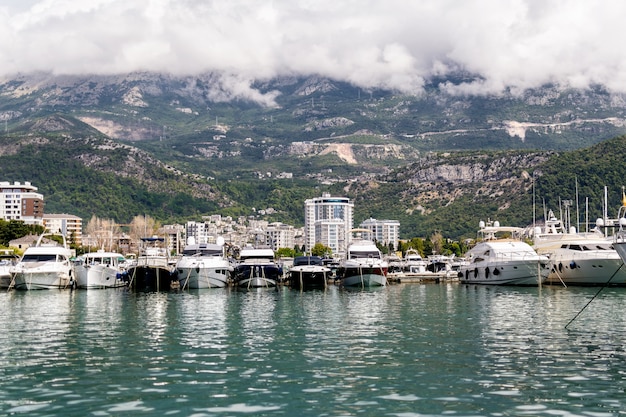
[0,283,625,416]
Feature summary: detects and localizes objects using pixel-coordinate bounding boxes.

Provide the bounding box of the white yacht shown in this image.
[608,194,626,280]
[10,233,73,290]
[176,237,232,289]
[402,249,427,273]
[0,251,19,289]
[338,230,388,287]
[73,250,129,289]
[232,246,282,288]
[533,210,626,286]
[460,221,549,285]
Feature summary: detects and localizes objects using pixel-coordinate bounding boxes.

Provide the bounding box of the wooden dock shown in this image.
[387,271,459,284]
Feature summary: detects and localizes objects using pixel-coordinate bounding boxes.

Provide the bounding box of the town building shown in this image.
[304,193,353,256]
[162,224,185,255]
[359,218,401,250]
[0,181,44,225]
[265,222,296,251]
[43,214,83,245]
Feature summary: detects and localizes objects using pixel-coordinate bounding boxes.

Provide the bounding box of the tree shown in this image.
[85,215,121,251]
[129,215,160,240]
[0,220,44,247]
[276,247,295,258]
[311,242,332,257]
[430,232,444,255]
[293,244,304,256]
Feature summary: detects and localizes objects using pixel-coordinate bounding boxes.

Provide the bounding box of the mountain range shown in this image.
[1,72,626,241]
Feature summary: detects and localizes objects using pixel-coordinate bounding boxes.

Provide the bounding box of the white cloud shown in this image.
[1,0,626,97]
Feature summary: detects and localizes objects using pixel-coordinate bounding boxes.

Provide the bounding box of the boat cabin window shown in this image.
[21,254,57,262]
[87,257,119,265]
[351,251,380,259]
[240,255,273,261]
[294,257,323,266]
[593,244,612,251]
[183,248,222,256]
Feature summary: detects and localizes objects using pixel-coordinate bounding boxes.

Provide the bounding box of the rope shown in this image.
[550,262,567,288]
[183,267,192,290]
[360,265,364,288]
[8,272,16,291]
[203,265,212,289]
[565,262,624,329]
[128,266,137,289]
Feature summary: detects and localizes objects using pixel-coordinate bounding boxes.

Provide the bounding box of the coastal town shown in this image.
[0,181,400,258]
[5,180,626,292]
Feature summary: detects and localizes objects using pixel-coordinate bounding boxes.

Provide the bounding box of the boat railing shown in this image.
[492,251,544,262]
[136,256,170,268]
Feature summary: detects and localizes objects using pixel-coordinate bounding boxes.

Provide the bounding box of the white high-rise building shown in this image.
[0,181,44,225]
[304,193,353,256]
[360,218,401,250]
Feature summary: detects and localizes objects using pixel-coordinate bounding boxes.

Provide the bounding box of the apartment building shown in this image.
[43,214,83,245]
[304,193,353,256]
[0,181,44,225]
[359,218,401,250]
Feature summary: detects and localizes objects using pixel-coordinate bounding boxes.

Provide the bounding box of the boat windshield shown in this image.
[87,256,119,265]
[294,257,323,266]
[21,254,58,262]
[564,244,613,251]
[183,248,222,257]
[350,251,380,259]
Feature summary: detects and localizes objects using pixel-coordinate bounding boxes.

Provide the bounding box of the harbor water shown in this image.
[1,283,625,416]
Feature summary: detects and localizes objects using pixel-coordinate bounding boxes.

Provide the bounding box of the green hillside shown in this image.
[2,74,626,241]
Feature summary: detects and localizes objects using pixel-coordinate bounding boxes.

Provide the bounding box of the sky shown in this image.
[1,0,625,98]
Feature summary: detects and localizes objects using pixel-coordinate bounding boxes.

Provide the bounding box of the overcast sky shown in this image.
[1,0,625,97]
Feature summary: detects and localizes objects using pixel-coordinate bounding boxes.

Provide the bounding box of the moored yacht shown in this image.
[0,251,19,289]
[338,230,388,287]
[232,246,282,288]
[402,249,427,273]
[533,209,626,286]
[73,250,129,289]
[126,236,177,291]
[288,255,331,289]
[460,221,548,285]
[609,193,626,276]
[176,237,232,289]
[10,232,74,290]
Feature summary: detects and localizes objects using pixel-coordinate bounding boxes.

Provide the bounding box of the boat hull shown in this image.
[546,256,626,286]
[0,274,12,289]
[12,270,72,290]
[127,265,177,291]
[289,266,330,289]
[177,267,230,289]
[74,264,128,289]
[232,264,280,288]
[459,261,547,285]
[339,266,388,287]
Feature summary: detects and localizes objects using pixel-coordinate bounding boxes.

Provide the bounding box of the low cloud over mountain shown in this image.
[2,0,626,104]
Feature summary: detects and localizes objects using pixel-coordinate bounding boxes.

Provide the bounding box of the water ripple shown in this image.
[1,285,626,416]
